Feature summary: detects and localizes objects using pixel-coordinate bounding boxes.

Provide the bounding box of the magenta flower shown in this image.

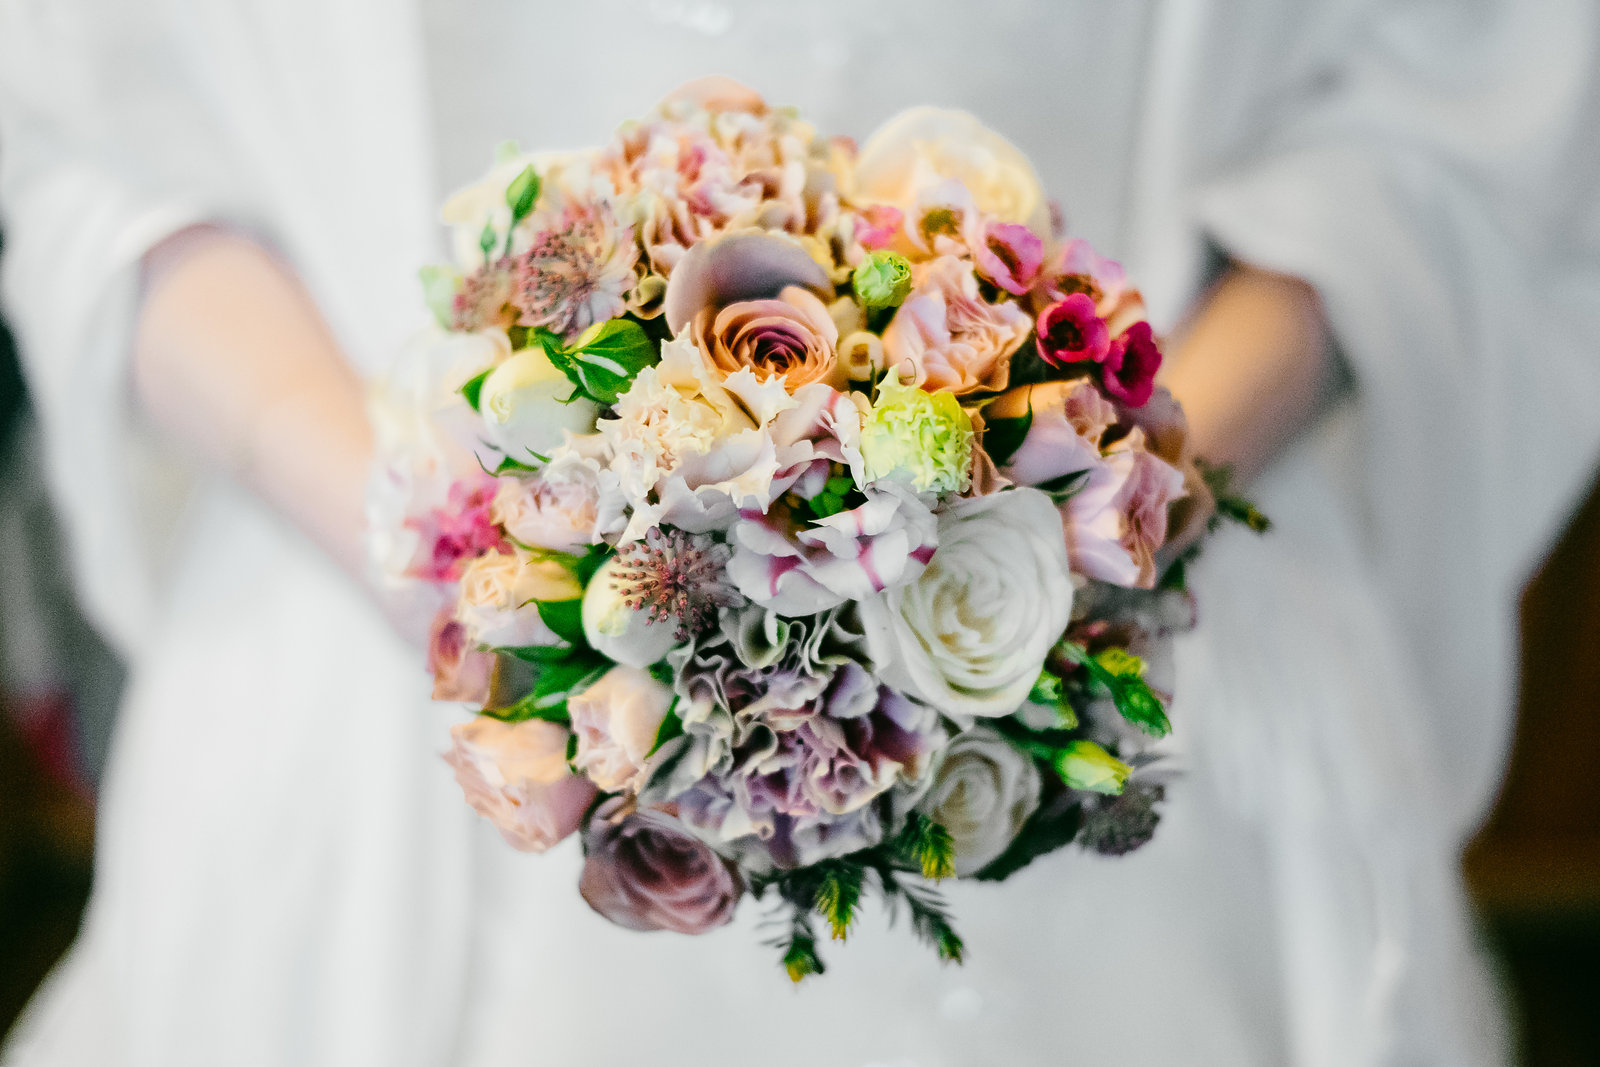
[1035,293,1110,366]
[1102,321,1163,408]
[974,221,1043,296]
[855,204,904,251]
[406,475,510,582]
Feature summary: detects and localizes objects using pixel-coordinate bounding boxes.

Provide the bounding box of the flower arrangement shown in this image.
[380,91,1264,979]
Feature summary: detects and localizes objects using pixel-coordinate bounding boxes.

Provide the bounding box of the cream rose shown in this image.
[568,666,676,793]
[916,726,1041,876]
[444,716,596,853]
[860,489,1073,716]
[456,548,583,649]
[479,346,600,463]
[855,107,1051,241]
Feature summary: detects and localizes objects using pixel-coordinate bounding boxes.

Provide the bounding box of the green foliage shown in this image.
[459,367,492,412]
[1034,468,1092,504]
[485,651,610,724]
[770,908,826,984]
[534,598,585,647]
[649,698,684,756]
[812,862,867,941]
[541,319,657,405]
[981,393,1032,467]
[418,264,462,329]
[478,222,496,262]
[891,812,957,881]
[1058,641,1171,737]
[1197,458,1272,534]
[877,867,964,964]
[1028,668,1079,729]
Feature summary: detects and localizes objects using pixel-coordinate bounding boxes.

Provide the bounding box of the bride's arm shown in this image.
[1160,263,1335,484]
[134,227,375,582]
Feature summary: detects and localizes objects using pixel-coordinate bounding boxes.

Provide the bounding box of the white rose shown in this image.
[581,555,680,668]
[860,488,1073,716]
[568,665,675,793]
[479,347,600,464]
[456,548,582,649]
[917,726,1041,876]
[855,107,1051,240]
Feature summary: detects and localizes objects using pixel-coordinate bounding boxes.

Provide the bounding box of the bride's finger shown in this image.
[659,75,765,114]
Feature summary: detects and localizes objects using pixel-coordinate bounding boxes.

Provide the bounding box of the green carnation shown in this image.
[851,251,913,312]
[860,378,974,495]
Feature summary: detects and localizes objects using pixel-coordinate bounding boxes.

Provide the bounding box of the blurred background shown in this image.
[0,240,1597,1062]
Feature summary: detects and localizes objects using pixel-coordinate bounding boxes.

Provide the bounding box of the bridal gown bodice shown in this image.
[9,0,1598,1064]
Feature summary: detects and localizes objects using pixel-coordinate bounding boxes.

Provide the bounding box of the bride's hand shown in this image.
[659,75,765,113]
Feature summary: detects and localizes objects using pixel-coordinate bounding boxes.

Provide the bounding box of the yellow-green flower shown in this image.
[1055,740,1131,795]
[851,250,913,312]
[860,378,973,495]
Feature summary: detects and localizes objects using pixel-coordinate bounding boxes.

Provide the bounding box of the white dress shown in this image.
[2,1,1598,1064]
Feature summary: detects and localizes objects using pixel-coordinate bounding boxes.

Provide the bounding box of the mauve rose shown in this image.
[427,609,494,705]
[1062,429,1188,589]
[693,285,843,391]
[445,717,596,852]
[881,256,1032,396]
[662,230,832,335]
[989,379,1117,488]
[579,797,742,934]
[569,666,676,793]
[1118,386,1215,562]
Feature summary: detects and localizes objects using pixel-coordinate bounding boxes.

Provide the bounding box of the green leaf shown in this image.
[1197,458,1272,534]
[488,652,609,723]
[459,367,492,412]
[649,698,684,756]
[877,868,964,964]
[1034,467,1092,503]
[891,812,956,881]
[535,598,586,647]
[1058,641,1172,737]
[504,164,541,226]
[560,318,657,404]
[775,908,826,983]
[813,862,866,942]
[982,395,1032,467]
[419,265,462,329]
[495,643,575,664]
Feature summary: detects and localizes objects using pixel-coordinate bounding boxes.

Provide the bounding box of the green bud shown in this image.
[851,251,913,311]
[860,377,974,495]
[1055,740,1131,795]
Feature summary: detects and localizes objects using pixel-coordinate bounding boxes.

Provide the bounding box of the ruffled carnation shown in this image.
[859,377,974,495]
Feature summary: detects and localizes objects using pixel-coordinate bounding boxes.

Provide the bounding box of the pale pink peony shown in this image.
[881,256,1032,396]
[405,475,509,583]
[579,797,742,934]
[427,609,495,705]
[444,717,596,852]
[1062,429,1187,589]
[569,666,676,793]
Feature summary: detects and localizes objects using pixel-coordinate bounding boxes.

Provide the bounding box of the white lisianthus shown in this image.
[860,488,1073,716]
[916,726,1041,876]
[568,665,675,793]
[581,555,679,668]
[855,107,1051,241]
[456,548,582,649]
[479,346,600,464]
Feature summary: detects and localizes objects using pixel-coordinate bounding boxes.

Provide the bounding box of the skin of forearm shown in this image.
[1160,264,1334,485]
[133,228,374,581]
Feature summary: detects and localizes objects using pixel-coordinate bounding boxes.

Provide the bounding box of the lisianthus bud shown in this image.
[581,554,680,668]
[1055,740,1131,795]
[860,377,973,495]
[852,251,913,312]
[479,345,600,461]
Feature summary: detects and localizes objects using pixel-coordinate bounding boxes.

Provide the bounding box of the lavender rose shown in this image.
[579,797,743,934]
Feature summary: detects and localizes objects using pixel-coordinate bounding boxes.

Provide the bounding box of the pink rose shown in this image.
[881,256,1033,396]
[444,717,596,852]
[427,609,494,706]
[1062,429,1187,589]
[989,379,1117,488]
[579,797,742,935]
[569,666,676,793]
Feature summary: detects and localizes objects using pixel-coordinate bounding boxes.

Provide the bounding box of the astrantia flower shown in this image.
[859,377,974,495]
[451,257,519,333]
[1036,293,1110,366]
[608,527,744,640]
[513,199,638,342]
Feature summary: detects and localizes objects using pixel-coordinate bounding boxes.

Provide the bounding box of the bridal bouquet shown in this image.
[372,89,1262,979]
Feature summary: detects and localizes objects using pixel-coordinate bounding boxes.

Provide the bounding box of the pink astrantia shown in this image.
[514,199,638,342]
[407,475,510,583]
[1102,321,1163,408]
[1035,293,1111,366]
[974,221,1044,296]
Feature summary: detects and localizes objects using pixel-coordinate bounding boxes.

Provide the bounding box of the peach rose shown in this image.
[569,666,676,793]
[692,285,843,391]
[444,717,596,852]
[881,256,1032,396]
